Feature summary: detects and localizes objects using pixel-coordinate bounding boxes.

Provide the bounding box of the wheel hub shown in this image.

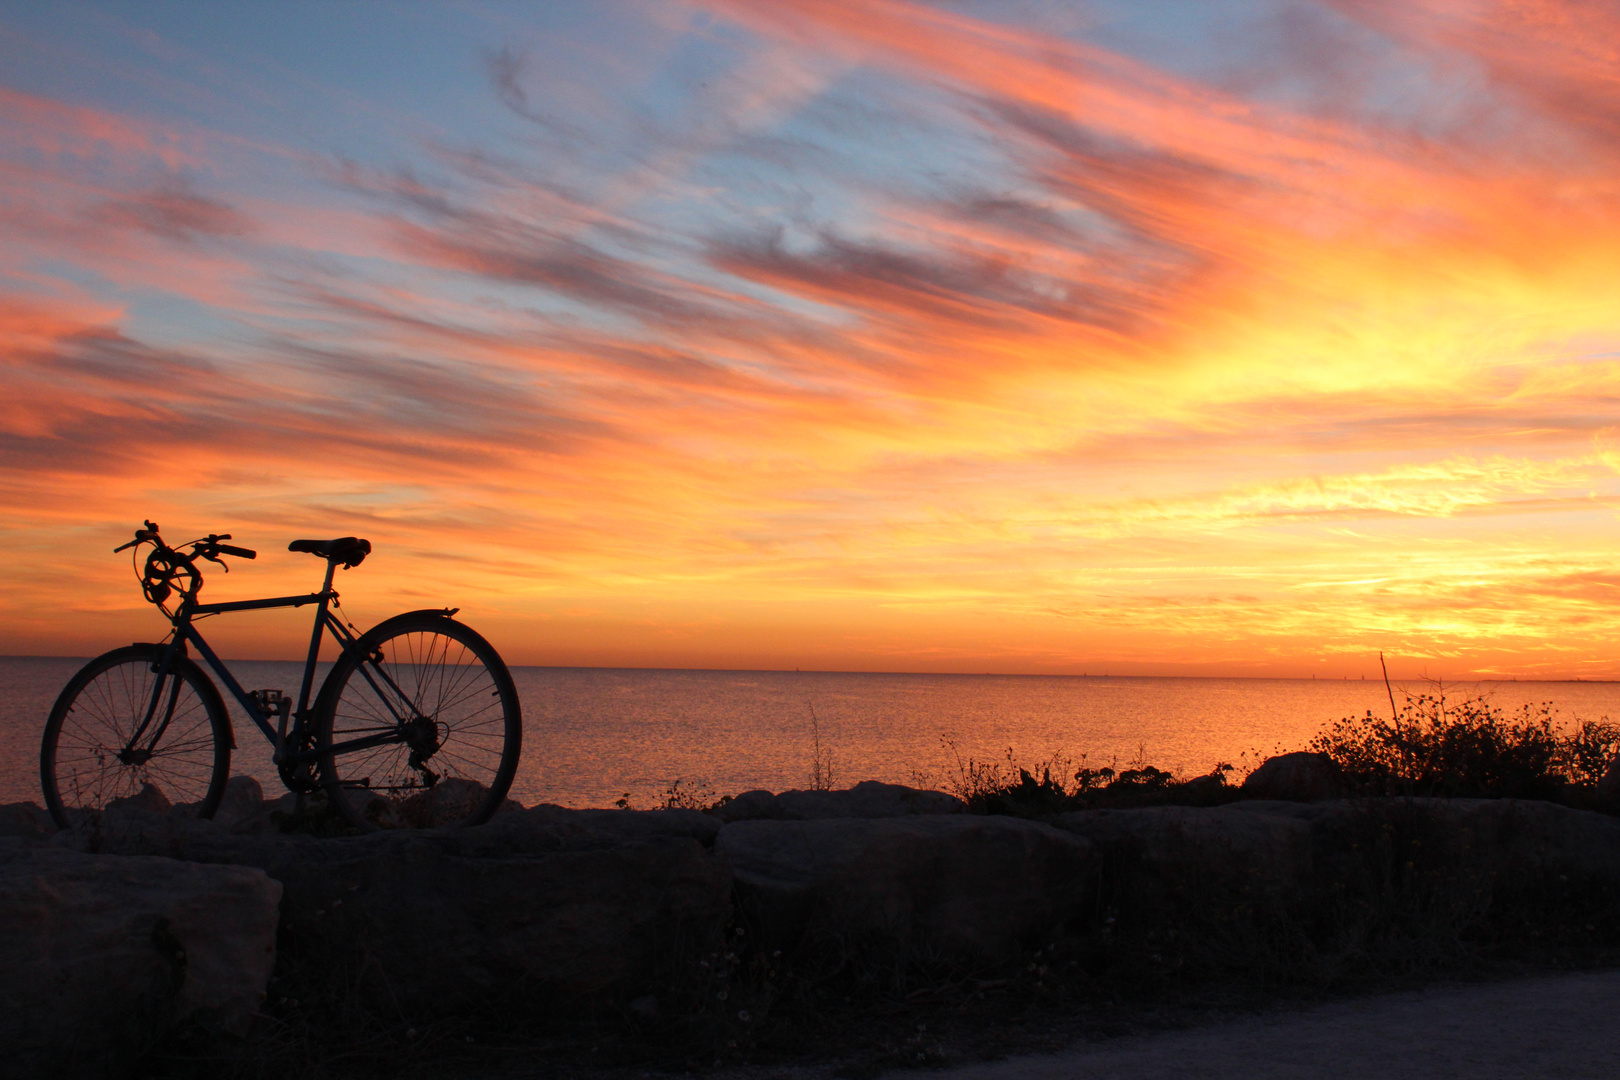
[404,715,443,787]
[118,747,153,767]
[404,714,441,757]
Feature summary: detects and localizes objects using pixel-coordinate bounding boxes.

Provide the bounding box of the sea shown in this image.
[7,656,1620,810]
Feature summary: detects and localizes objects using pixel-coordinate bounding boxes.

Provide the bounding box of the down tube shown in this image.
[182,626,275,743]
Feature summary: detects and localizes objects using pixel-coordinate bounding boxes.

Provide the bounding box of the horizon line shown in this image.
[2,655,1612,684]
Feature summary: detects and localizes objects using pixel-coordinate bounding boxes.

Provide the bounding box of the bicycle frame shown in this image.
[129,557,414,769]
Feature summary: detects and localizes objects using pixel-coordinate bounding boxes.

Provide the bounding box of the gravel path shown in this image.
[888,969,1620,1080]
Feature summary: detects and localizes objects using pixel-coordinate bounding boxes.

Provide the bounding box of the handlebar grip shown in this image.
[115,524,162,553]
[215,544,256,559]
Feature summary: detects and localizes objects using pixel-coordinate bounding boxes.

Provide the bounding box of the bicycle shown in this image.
[39,522,522,831]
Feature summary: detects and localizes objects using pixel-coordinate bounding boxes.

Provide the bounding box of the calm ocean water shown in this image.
[7,655,1620,809]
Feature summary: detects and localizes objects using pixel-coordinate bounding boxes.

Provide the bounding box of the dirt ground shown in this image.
[878,967,1620,1080]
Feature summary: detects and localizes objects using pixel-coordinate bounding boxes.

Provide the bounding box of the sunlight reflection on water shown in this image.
[7,657,1620,809]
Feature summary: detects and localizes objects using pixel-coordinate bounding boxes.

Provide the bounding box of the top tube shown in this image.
[189,592,327,615]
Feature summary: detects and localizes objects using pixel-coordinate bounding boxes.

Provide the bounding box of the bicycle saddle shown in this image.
[288,537,371,568]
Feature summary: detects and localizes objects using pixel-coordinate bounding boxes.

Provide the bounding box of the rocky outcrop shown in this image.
[717,814,1089,967]
[1241,751,1343,801]
[710,780,965,822]
[0,839,281,1080]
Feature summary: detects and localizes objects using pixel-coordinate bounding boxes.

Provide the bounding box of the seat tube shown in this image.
[297,559,340,714]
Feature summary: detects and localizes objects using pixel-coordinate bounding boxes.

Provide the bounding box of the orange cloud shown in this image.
[3,2,1620,677]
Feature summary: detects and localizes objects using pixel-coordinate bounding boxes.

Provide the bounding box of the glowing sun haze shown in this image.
[5,0,1620,678]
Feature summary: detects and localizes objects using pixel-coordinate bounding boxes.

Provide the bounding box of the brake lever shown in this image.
[196,545,230,571]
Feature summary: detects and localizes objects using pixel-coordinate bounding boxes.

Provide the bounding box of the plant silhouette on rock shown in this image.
[1310,690,1620,799]
[925,739,1238,816]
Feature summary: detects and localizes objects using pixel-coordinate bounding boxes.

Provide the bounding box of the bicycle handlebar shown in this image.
[114,521,275,611]
[115,524,256,561]
[114,522,258,574]
[114,520,163,554]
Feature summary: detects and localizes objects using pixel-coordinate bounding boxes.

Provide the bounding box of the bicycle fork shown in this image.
[121,644,189,765]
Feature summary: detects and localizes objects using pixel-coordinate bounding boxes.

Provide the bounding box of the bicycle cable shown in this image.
[333,594,357,634]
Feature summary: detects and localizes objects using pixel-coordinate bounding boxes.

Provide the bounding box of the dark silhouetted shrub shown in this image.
[1310,692,1620,799]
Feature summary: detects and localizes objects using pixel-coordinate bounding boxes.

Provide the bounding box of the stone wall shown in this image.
[6,777,1620,1078]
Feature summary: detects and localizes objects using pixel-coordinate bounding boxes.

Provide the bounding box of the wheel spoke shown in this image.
[317,618,518,828]
[43,650,228,821]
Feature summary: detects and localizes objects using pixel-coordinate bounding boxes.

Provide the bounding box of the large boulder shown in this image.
[73,804,732,1011]
[710,780,964,823]
[1055,797,1620,954]
[480,804,721,850]
[1220,797,1620,893]
[0,802,55,841]
[0,839,282,1080]
[1598,755,1620,807]
[1053,802,1317,919]
[716,815,1090,968]
[1380,798,1620,891]
[1241,752,1343,801]
[212,775,267,831]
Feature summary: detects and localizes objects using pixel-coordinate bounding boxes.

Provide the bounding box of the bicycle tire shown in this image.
[313,611,521,829]
[40,644,232,829]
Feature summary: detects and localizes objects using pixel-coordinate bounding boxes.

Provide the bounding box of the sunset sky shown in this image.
[5,0,1620,678]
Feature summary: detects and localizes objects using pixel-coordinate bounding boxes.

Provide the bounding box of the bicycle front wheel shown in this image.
[314,612,521,829]
[40,644,232,828]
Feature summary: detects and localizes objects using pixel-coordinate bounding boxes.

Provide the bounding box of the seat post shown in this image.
[297,557,342,717]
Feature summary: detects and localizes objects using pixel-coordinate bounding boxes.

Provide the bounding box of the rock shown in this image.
[777,780,964,819]
[709,789,784,823]
[716,815,1090,967]
[0,839,282,1080]
[79,806,733,1010]
[1396,798,1620,891]
[107,781,171,815]
[1176,770,1236,804]
[213,775,264,831]
[336,786,405,829]
[1055,797,1620,947]
[0,802,55,840]
[396,776,489,827]
[1598,755,1620,807]
[710,781,964,823]
[1242,752,1342,801]
[477,805,721,851]
[1053,803,1317,920]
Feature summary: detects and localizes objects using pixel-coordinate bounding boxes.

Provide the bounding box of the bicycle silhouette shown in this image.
[39,522,521,830]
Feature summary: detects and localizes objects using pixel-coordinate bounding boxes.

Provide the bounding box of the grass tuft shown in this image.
[920,738,1239,816]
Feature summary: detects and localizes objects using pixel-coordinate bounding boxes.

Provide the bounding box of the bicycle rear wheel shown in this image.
[40,644,232,828]
[314,612,521,829]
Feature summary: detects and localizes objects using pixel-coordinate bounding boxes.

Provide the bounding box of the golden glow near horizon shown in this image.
[4,0,1620,677]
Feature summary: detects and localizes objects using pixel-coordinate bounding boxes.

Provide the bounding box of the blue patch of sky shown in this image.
[2,3,1194,361]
